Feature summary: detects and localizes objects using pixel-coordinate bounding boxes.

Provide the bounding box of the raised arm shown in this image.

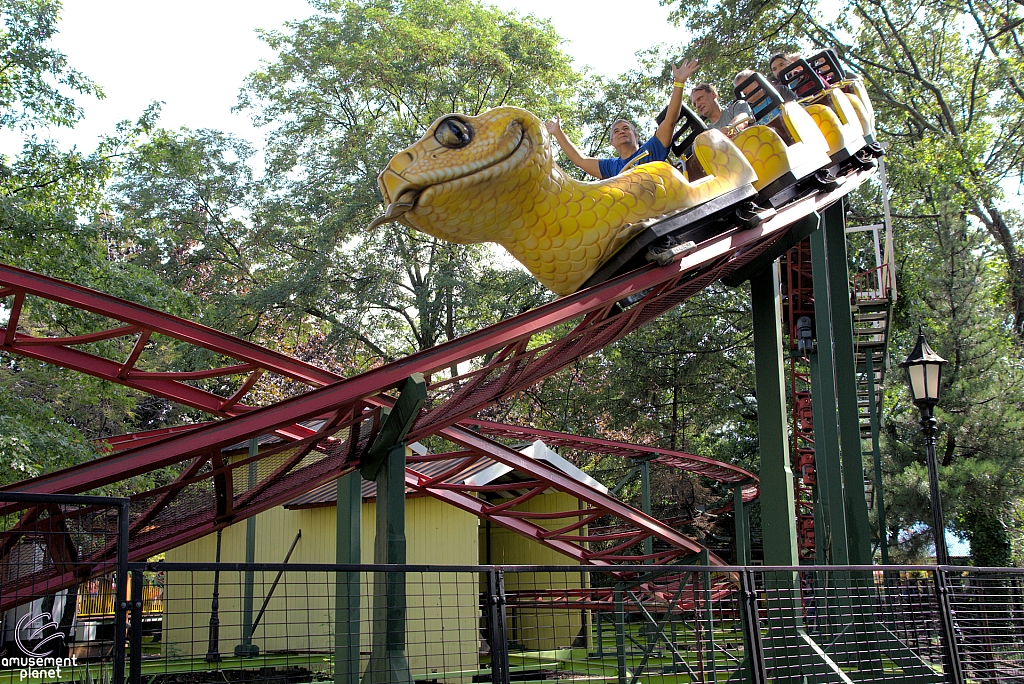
[545,115,603,179]
[655,59,700,148]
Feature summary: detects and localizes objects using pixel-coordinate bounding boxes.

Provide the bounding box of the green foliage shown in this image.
[960,508,1012,567]
[0,363,103,486]
[0,0,101,130]
[223,0,573,361]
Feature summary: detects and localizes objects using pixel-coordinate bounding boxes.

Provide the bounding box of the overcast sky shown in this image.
[0,0,682,155]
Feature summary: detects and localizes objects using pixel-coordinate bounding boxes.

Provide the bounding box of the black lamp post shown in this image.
[901,331,949,565]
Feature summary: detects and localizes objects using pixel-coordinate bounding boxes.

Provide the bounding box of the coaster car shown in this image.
[778,53,877,169]
[803,49,880,148]
[730,73,835,206]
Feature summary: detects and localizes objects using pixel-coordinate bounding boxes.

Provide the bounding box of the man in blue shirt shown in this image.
[544,59,698,179]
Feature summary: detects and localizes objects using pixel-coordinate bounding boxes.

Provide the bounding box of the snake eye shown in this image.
[434,117,473,149]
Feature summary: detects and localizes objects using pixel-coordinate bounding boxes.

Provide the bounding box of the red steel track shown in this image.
[0,169,873,608]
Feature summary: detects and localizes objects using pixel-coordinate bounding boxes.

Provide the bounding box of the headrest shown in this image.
[733,72,784,123]
[805,48,847,85]
[779,58,829,98]
[655,102,707,158]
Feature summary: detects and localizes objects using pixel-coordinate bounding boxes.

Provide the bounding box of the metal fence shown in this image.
[1,495,1023,684]
[100,563,1024,683]
[0,493,130,684]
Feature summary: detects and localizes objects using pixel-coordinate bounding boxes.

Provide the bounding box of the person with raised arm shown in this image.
[544,59,699,179]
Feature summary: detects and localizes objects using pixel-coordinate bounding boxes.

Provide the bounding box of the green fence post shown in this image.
[614,586,627,684]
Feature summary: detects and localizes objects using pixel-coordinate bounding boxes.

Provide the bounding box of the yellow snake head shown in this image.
[372,106,757,295]
[372,107,547,245]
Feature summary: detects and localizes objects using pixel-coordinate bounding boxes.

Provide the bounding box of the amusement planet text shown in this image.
[2,655,78,681]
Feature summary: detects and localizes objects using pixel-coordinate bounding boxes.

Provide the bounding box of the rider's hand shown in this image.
[672,59,699,84]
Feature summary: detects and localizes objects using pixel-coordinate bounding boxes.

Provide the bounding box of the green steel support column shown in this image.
[809,354,848,564]
[614,587,627,684]
[865,348,889,563]
[335,471,362,684]
[236,438,259,657]
[822,200,873,565]
[361,443,412,684]
[810,210,860,646]
[809,221,849,565]
[751,260,815,683]
[360,375,425,684]
[640,459,652,560]
[733,485,751,566]
[750,261,799,569]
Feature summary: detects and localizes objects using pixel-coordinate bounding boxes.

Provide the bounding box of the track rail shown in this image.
[0,166,874,607]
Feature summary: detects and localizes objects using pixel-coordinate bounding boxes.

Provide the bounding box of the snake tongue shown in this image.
[368,189,420,229]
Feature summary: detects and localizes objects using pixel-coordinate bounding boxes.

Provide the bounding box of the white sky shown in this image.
[0,0,682,156]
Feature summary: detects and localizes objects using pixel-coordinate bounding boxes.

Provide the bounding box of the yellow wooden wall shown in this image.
[480,491,589,651]
[164,495,480,681]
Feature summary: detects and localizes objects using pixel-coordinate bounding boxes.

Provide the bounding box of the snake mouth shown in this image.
[368,189,419,230]
[369,121,527,229]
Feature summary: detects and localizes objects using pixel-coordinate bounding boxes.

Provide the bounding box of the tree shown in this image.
[0,1,202,481]
[0,0,101,130]
[885,208,1024,564]
[232,0,575,365]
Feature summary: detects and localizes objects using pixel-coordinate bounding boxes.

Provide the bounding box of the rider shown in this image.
[544,60,699,179]
[689,82,754,132]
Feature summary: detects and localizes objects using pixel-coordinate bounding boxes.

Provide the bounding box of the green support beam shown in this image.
[335,470,362,684]
[749,255,861,684]
[809,216,850,565]
[236,438,260,657]
[750,261,799,569]
[822,200,873,565]
[361,374,426,684]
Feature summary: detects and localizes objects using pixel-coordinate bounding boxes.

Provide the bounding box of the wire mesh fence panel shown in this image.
[0,494,129,684]
[6,525,1017,684]
[153,564,488,684]
[946,568,1024,683]
[755,568,952,684]
[502,567,753,684]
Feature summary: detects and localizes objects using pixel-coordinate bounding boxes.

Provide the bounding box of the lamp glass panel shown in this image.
[907,363,926,402]
[924,362,941,400]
